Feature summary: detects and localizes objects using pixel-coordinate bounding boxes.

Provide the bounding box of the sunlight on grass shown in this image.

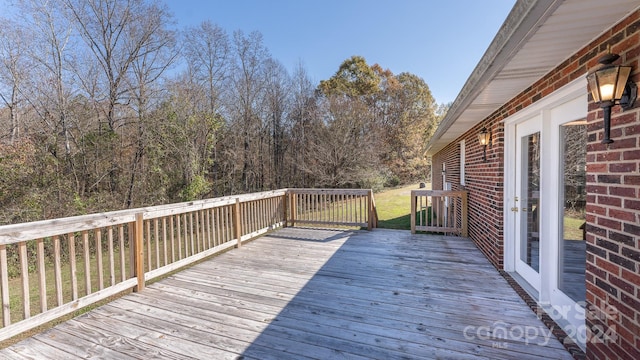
[375,183,430,230]
[564,215,585,240]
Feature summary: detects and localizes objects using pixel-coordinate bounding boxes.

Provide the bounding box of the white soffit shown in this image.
[426,0,640,156]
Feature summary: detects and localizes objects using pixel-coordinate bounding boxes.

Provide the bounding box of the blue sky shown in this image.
[165,0,516,104]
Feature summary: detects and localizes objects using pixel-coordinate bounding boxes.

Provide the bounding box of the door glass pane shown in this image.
[559,122,587,303]
[520,132,540,272]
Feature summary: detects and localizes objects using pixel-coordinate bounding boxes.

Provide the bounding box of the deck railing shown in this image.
[0,188,376,342]
[288,189,377,230]
[410,190,468,237]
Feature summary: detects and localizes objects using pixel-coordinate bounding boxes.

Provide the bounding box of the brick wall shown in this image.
[432,121,505,269]
[431,9,639,360]
[583,11,640,360]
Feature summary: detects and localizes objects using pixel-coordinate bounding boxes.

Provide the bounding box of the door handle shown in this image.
[511,207,519,212]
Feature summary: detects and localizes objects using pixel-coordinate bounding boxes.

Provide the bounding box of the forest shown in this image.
[0,0,446,225]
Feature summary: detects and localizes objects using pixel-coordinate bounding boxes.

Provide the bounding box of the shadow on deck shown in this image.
[0,228,572,359]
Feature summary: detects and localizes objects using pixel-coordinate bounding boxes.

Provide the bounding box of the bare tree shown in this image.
[228,30,269,192]
[64,0,174,194]
[182,21,230,195]
[262,58,291,188]
[288,62,318,187]
[183,21,229,115]
[304,96,379,187]
[20,0,76,156]
[0,18,32,144]
[124,8,178,208]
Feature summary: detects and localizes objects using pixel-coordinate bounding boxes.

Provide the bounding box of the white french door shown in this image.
[514,118,542,292]
[504,77,588,349]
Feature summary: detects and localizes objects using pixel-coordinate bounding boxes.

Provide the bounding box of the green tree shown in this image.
[318,55,380,97]
[388,72,438,181]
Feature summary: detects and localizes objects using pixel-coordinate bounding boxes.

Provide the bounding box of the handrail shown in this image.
[0,189,288,245]
[410,190,468,237]
[0,188,376,342]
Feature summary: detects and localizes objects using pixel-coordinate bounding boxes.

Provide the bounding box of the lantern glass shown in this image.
[587,72,600,102]
[614,66,631,100]
[587,65,633,103]
[597,67,620,101]
[478,131,490,146]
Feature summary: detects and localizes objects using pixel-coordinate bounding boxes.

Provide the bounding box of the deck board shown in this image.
[0,228,573,359]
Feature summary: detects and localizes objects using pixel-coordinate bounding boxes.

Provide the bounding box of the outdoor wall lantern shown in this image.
[478,127,491,161]
[586,49,637,144]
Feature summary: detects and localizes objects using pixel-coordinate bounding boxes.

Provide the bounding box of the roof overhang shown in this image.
[425,0,640,156]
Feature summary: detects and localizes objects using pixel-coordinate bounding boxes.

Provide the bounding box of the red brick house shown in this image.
[425,1,640,359]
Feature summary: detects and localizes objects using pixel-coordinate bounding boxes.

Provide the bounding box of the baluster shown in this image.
[19,241,29,319]
[95,229,104,291]
[146,220,152,271]
[205,209,211,249]
[223,206,228,243]
[53,236,63,306]
[170,216,176,263]
[183,213,189,257]
[68,233,78,300]
[202,210,208,250]
[155,218,160,268]
[312,194,317,223]
[36,238,47,313]
[214,207,220,246]
[108,227,115,287]
[223,206,229,243]
[189,212,196,255]
[176,215,182,260]
[129,223,135,279]
[119,225,126,282]
[162,217,168,266]
[83,231,91,295]
[189,212,195,256]
[261,199,266,230]
[195,211,201,254]
[220,207,225,244]
[0,244,10,326]
[254,200,258,231]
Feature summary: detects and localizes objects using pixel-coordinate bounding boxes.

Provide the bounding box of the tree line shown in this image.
[0,0,445,225]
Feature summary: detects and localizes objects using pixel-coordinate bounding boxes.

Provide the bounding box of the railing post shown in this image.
[290,193,297,227]
[233,198,242,248]
[367,190,373,230]
[410,191,417,234]
[461,192,468,237]
[133,213,145,292]
[282,192,289,227]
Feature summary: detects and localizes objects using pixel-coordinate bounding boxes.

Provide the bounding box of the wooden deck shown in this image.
[0,228,572,359]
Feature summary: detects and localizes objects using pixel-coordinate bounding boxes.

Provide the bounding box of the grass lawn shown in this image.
[564,215,585,240]
[374,185,584,239]
[375,183,429,230]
